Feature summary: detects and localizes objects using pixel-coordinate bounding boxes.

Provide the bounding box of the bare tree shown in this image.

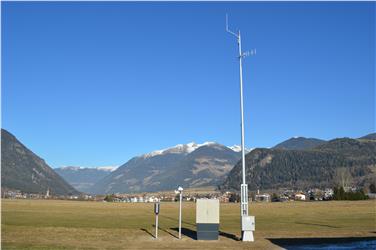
[334,167,353,189]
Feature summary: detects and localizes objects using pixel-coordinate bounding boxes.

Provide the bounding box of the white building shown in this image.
[294,193,306,201]
[255,194,271,202]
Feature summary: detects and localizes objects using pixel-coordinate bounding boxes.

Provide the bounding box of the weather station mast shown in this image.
[225,14,256,242]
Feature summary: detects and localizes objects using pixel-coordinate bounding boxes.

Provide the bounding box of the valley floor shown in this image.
[1,199,375,249]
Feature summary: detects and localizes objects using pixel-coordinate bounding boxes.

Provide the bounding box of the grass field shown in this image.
[2,199,375,249]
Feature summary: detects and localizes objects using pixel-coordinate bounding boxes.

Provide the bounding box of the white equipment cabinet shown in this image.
[196,199,219,240]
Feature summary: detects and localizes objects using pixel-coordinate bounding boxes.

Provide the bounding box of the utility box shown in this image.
[242,215,255,231]
[196,199,219,240]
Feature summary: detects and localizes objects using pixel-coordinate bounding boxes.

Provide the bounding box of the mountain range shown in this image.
[54,166,118,194]
[1,129,79,195]
[221,134,376,191]
[90,142,243,194]
[2,127,375,195]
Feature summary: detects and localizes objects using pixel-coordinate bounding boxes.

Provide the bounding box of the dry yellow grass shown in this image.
[2,199,375,249]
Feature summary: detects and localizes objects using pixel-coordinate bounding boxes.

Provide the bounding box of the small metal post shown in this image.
[154,201,160,239]
[155,213,158,239]
[179,189,182,239]
[175,186,183,239]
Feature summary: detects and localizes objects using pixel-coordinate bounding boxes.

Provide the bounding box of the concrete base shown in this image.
[241,230,254,242]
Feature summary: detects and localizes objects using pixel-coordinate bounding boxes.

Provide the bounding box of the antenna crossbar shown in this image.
[226,14,239,38]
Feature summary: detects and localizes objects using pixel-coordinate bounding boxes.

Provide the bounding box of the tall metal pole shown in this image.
[238,31,246,187]
[226,15,255,242]
[238,31,249,217]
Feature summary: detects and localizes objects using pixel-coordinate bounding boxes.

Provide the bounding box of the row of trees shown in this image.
[104,194,116,202]
[333,187,368,200]
[333,167,374,200]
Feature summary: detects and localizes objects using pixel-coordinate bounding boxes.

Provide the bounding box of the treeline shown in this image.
[222,138,376,191]
[333,187,368,200]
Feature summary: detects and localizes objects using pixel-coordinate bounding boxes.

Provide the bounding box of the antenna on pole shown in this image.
[225,14,255,242]
[225,13,228,30]
[225,14,239,38]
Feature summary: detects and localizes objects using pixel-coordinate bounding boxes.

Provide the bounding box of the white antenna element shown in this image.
[225,14,239,38]
[225,14,255,242]
[242,49,256,58]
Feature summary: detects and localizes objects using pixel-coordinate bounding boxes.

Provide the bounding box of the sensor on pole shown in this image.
[175,186,183,239]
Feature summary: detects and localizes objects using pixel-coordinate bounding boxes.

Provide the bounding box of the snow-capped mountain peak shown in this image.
[228,145,242,152]
[142,141,216,158]
[227,145,253,153]
[60,166,82,171]
[58,166,118,172]
[96,166,119,172]
[141,142,255,159]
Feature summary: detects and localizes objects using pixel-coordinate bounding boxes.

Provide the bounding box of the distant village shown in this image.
[100,188,336,203]
[3,185,375,203]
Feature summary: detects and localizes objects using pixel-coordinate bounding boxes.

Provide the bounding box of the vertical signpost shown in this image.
[154,201,160,239]
[225,14,256,242]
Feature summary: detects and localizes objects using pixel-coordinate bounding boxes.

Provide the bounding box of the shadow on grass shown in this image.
[170,227,239,241]
[170,227,196,240]
[159,214,195,227]
[141,226,179,239]
[160,227,179,239]
[268,236,376,249]
[294,221,340,229]
[219,231,239,241]
[140,228,154,238]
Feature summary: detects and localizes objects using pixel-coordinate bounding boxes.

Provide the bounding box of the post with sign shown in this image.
[154,201,160,239]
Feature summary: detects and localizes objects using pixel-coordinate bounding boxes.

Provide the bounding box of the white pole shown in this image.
[226,15,255,242]
[238,31,246,187]
[179,191,182,239]
[155,214,158,239]
[238,31,249,218]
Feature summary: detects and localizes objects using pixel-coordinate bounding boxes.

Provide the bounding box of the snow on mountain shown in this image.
[228,145,242,152]
[60,166,82,171]
[92,141,243,194]
[142,142,216,158]
[227,145,252,153]
[140,142,254,159]
[95,166,118,172]
[59,166,118,172]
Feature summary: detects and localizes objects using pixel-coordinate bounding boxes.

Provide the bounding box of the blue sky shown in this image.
[2,2,375,168]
